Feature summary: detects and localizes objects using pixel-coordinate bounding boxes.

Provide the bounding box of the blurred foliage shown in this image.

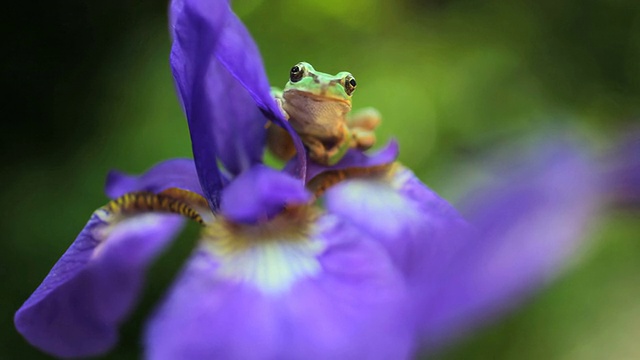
[2,0,639,358]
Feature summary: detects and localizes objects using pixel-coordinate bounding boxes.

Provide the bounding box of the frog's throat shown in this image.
[283,89,351,106]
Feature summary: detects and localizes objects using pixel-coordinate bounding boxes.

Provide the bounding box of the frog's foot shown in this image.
[348,107,381,131]
[304,137,330,165]
[304,134,350,166]
[351,128,376,150]
[348,107,381,150]
[266,123,296,161]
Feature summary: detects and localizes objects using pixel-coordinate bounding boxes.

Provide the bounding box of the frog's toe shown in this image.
[309,151,330,166]
[352,129,376,150]
[349,107,382,130]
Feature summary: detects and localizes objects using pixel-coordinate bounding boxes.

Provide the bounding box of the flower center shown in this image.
[201,206,325,295]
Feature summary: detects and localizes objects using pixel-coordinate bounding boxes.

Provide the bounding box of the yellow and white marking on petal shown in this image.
[90,212,168,259]
[202,207,325,295]
[386,163,414,190]
[89,189,211,259]
[326,174,425,242]
[211,238,323,295]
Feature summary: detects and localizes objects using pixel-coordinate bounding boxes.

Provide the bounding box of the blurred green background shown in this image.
[2,0,639,358]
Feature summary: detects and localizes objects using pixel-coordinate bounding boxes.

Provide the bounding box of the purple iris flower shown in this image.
[14,0,603,358]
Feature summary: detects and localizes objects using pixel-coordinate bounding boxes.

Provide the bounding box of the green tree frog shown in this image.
[267,62,381,165]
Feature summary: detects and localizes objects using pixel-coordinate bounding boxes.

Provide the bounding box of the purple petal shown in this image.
[170,0,307,192]
[145,218,413,359]
[170,0,229,210]
[210,11,307,178]
[324,165,468,287]
[172,0,267,177]
[418,141,602,346]
[105,158,203,199]
[220,165,311,223]
[15,212,184,357]
[208,59,268,176]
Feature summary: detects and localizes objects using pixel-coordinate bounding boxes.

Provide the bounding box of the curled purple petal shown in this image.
[145,217,412,359]
[285,140,399,181]
[15,212,184,357]
[105,158,203,199]
[220,165,311,223]
[418,141,602,347]
[310,139,399,179]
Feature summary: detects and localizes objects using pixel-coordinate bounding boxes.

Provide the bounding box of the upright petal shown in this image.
[170,0,307,196]
[145,216,413,359]
[15,212,184,357]
[208,59,268,176]
[418,141,602,347]
[170,0,229,210]
[105,158,203,199]
[210,10,307,179]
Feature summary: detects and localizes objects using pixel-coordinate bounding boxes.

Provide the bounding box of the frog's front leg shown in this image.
[301,136,329,164]
[348,107,381,150]
[350,128,376,150]
[267,123,296,161]
[302,124,351,166]
[328,126,352,165]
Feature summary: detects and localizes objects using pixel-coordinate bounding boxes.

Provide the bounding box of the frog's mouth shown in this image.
[283,89,351,105]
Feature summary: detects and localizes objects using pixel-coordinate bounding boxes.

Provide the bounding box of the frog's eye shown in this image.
[290,64,305,83]
[344,75,357,96]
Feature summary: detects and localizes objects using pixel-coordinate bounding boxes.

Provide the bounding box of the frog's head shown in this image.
[283,62,357,104]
